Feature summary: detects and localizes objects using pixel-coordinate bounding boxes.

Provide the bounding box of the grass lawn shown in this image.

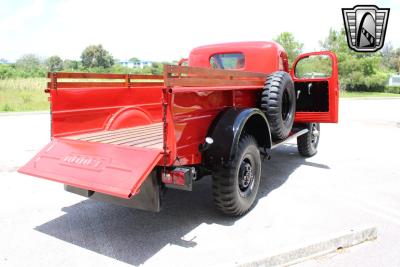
[0,77,162,112]
[340,91,400,98]
[0,78,49,112]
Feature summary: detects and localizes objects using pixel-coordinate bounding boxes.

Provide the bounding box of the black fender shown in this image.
[203,107,271,169]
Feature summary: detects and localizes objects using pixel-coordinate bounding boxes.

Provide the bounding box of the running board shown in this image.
[271,129,309,149]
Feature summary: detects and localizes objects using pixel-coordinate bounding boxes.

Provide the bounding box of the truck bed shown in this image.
[67,122,163,150]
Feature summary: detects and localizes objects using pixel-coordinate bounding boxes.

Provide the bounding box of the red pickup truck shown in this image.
[19,41,338,216]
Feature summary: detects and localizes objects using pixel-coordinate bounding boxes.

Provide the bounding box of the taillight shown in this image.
[161,167,195,191]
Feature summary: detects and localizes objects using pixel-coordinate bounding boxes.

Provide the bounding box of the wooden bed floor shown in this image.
[67,122,163,149]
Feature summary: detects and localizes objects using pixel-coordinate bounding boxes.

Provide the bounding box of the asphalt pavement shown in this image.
[0,99,399,267]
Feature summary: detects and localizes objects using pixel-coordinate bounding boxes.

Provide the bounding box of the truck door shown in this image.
[290,51,339,123]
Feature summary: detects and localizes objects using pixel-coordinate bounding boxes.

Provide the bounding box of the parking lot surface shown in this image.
[0,99,399,267]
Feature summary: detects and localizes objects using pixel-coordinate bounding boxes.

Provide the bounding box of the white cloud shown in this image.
[0,0,45,32]
[0,0,398,61]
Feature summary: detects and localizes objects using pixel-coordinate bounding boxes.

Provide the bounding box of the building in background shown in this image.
[388,75,400,86]
[0,59,12,64]
[119,60,153,69]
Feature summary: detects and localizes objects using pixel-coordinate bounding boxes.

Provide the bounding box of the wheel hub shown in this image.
[239,160,253,191]
[311,123,319,144]
[281,89,290,121]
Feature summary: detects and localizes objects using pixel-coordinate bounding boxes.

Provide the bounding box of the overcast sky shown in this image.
[0,0,398,62]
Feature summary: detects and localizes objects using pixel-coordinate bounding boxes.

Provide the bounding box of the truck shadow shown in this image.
[35,144,330,266]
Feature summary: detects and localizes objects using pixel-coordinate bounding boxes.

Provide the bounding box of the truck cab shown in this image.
[185,41,338,124]
[188,41,289,73]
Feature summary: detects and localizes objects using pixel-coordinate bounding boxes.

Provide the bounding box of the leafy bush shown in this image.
[46,55,63,71]
[344,70,388,92]
[0,64,17,79]
[319,29,394,93]
[385,86,400,94]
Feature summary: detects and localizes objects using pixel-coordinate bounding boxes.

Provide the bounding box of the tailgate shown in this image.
[18,138,163,199]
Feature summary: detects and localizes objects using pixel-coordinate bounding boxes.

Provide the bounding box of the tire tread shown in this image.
[212,135,261,216]
[261,71,295,140]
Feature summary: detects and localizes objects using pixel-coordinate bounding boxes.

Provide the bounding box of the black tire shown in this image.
[212,135,261,216]
[297,123,320,157]
[261,71,296,140]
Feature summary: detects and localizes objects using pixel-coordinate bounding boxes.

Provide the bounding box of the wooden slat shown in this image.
[164,64,267,79]
[49,82,125,88]
[124,138,164,148]
[81,126,162,142]
[46,72,164,90]
[47,81,164,89]
[130,74,163,80]
[129,82,164,86]
[48,72,163,80]
[113,134,163,146]
[170,85,263,93]
[48,72,125,79]
[66,123,163,148]
[90,131,162,144]
[166,78,264,87]
[172,74,263,80]
[163,64,267,87]
[69,123,162,140]
[140,143,163,149]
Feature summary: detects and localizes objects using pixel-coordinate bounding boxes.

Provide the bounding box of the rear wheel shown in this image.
[212,135,261,216]
[297,123,320,157]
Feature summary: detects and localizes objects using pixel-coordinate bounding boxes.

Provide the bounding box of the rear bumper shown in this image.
[64,171,161,212]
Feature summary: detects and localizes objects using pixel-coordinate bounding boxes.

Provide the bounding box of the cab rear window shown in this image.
[210,53,245,69]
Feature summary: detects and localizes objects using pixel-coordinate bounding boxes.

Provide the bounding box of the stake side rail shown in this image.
[47,65,268,90]
[163,64,267,89]
[47,72,164,90]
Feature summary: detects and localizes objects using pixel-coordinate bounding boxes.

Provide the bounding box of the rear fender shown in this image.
[203,108,271,169]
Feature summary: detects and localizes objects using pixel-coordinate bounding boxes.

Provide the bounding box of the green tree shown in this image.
[63,59,80,70]
[381,43,400,73]
[15,54,42,72]
[319,28,350,89]
[81,44,114,69]
[274,32,304,65]
[15,54,46,77]
[319,28,389,91]
[150,62,163,74]
[0,64,17,79]
[319,28,350,55]
[45,55,63,71]
[129,57,140,63]
[391,48,400,73]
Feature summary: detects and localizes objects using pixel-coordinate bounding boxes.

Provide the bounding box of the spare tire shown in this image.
[261,71,296,140]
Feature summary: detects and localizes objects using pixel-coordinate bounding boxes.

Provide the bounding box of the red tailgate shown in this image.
[18,138,163,199]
